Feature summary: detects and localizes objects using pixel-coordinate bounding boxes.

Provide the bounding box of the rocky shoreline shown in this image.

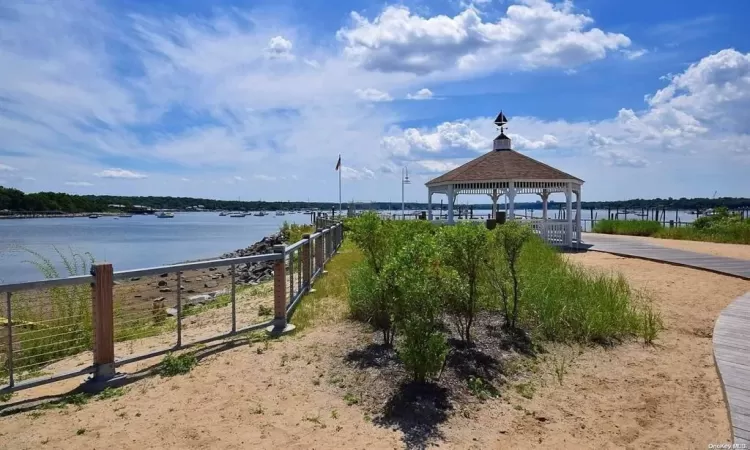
[218,232,286,285]
[118,231,291,318]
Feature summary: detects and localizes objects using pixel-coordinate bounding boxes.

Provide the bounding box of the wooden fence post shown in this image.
[315,228,324,274]
[91,263,116,382]
[267,245,294,335]
[302,234,311,290]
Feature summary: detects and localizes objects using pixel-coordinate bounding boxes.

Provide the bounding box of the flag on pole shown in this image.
[336,155,342,216]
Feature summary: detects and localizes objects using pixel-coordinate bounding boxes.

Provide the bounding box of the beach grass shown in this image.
[654,221,750,244]
[592,219,663,237]
[518,238,651,344]
[290,240,362,332]
[592,217,750,244]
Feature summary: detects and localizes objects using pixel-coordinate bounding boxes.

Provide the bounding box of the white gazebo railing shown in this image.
[524,219,569,247]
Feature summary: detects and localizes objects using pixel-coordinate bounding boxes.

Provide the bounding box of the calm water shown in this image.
[0,212,312,284]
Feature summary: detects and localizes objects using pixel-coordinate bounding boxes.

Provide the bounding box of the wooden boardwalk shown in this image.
[581,233,750,444]
[713,292,750,445]
[581,233,750,280]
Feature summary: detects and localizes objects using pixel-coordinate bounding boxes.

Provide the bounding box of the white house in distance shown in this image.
[424,112,584,248]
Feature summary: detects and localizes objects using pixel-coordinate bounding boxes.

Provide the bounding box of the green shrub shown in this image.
[158,353,198,377]
[348,262,396,345]
[592,219,663,236]
[484,222,534,330]
[385,234,450,382]
[280,222,314,244]
[439,223,489,343]
[656,217,750,244]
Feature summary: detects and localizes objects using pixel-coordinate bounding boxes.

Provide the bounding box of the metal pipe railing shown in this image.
[0,222,344,395]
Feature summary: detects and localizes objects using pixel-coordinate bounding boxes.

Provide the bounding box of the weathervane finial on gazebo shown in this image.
[494,110,508,133]
[493,110,511,151]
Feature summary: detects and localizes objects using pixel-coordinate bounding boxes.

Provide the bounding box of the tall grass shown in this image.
[592,219,663,237]
[280,222,315,244]
[655,221,750,244]
[518,239,650,343]
[593,217,750,245]
[2,247,95,378]
[291,240,362,331]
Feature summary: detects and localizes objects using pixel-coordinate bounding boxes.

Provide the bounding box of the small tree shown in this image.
[386,234,449,383]
[348,211,393,274]
[439,223,488,344]
[348,262,396,346]
[485,222,533,330]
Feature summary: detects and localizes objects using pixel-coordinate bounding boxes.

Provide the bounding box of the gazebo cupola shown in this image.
[493,111,512,151]
[424,111,585,247]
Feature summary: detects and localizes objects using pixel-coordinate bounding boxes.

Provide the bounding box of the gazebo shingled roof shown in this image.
[423,111,584,248]
[426,148,583,186]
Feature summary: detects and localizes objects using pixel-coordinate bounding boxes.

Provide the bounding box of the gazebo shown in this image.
[425,112,584,247]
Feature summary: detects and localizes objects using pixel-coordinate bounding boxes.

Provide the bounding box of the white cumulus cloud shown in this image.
[337,1,631,75]
[355,88,393,102]
[406,88,434,100]
[265,36,294,60]
[94,168,147,179]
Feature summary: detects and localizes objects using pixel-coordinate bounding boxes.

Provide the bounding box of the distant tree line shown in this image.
[1,186,749,214]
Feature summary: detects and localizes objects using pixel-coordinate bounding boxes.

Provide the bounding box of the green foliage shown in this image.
[348,211,393,274]
[291,241,361,331]
[385,234,450,383]
[467,376,499,400]
[348,262,396,345]
[439,223,489,343]
[595,215,750,244]
[343,214,660,385]
[158,353,198,377]
[656,210,750,244]
[593,219,663,236]
[640,306,663,345]
[97,387,127,400]
[346,213,437,346]
[257,304,273,317]
[1,248,95,379]
[484,222,534,330]
[0,392,13,402]
[343,392,360,406]
[517,239,645,343]
[280,222,314,244]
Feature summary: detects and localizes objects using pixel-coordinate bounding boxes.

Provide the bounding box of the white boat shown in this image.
[219,211,228,216]
[88,214,99,219]
[275,211,285,216]
[229,212,246,218]
[156,212,175,218]
[253,211,267,217]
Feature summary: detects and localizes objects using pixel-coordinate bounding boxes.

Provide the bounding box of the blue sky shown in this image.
[1,0,749,204]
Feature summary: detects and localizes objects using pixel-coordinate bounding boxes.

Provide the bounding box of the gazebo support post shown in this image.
[565,183,573,247]
[507,182,516,221]
[540,190,549,220]
[427,190,433,220]
[447,185,455,224]
[489,189,500,218]
[576,188,582,245]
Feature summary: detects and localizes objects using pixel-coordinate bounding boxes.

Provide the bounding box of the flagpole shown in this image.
[338,156,342,216]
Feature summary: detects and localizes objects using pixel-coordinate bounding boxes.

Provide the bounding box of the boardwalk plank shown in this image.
[714,292,750,445]
[583,233,750,280]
